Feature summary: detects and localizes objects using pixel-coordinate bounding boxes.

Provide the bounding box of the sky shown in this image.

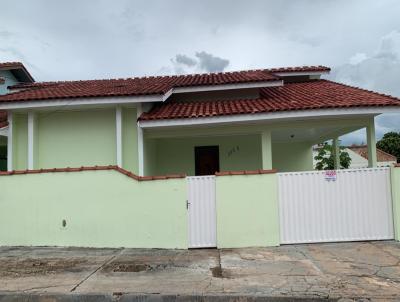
[1,0,400,145]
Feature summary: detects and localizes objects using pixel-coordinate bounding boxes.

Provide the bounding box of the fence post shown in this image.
[392,165,400,241]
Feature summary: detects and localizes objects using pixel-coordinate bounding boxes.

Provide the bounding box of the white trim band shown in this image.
[0,95,163,110]
[273,71,330,77]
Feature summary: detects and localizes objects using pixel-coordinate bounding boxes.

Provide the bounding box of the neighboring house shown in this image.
[0,62,399,249]
[0,62,34,171]
[313,145,397,169]
[347,145,397,168]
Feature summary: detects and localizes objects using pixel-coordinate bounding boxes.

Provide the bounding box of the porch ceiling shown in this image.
[143,116,370,144]
[271,125,363,144]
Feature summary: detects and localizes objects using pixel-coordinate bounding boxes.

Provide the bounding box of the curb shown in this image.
[0,293,343,302]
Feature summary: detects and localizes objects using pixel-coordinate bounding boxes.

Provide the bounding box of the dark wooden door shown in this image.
[195,146,220,176]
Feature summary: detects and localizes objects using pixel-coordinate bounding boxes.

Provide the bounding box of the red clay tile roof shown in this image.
[0,66,330,103]
[139,80,400,121]
[348,146,397,162]
[0,111,7,128]
[0,62,25,69]
[0,69,281,102]
[0,62,34,82]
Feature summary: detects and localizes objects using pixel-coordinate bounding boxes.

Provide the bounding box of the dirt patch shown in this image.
[0,258,87,277]
[106,261,168,273]
[211,266,223,277]
[210,266,232,278]
[113,263,149,272]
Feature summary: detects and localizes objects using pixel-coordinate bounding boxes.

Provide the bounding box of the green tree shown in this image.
[314,142,352,170]
[376,131,400,163]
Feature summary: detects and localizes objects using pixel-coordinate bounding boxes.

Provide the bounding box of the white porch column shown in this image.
[261,130,273,170]
[116,106,122,167]
[7,112,13,171]
[333,137,340,170]
[137,104,144,176]
[366,118,377,168]
[27,111,36,170]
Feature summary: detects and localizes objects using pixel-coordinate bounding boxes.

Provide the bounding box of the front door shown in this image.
[195,146,220,176]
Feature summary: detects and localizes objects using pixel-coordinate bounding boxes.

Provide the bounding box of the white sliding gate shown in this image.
[187,176,217,248]
[278,167,394,244]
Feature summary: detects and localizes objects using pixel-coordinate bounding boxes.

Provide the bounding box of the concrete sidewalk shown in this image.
[0,241,399,301]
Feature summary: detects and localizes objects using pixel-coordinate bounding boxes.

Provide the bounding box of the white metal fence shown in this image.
[187,176,217,248]
[278,167,394,244]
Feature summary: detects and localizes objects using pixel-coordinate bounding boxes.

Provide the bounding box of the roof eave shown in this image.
[0,94,164,110]
[139,106,400,129]
[170,80,283,95]
[273,71,330,77]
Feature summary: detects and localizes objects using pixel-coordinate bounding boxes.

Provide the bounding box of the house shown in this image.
[312,145,398,169]
[0,62,400,249]
[0,62,34,171]
[347,145,397,168]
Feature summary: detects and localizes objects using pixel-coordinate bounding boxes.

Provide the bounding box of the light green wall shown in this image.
[154,135,262,176]
[144,137,157,176]
[13,114,28,170]
[216,173,280,248]
[152,135,313,175]
[37,109,116,168]
[0,170,187,248]
[392,166,400,241]
[272,142,313,172]
[122,107,138,173]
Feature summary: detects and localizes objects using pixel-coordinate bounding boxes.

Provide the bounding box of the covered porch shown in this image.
[140,115,378,176]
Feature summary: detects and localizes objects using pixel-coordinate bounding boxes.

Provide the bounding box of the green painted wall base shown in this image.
[0,170,187,248]
[216,173,280,248]
[392,166,400,241]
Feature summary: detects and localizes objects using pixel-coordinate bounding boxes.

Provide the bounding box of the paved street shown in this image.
[0,241,399,301]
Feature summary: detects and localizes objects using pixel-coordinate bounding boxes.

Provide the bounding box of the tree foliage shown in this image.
[376,131,400,163]
[314,142,352,170]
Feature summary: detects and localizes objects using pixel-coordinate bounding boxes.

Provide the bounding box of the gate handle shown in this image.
[186,200,191,209]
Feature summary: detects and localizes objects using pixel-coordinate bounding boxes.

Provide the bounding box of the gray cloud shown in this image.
[174,54,197,67]
[0,31,13,39]
[195,51,229,73]
[169,51,229,74]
